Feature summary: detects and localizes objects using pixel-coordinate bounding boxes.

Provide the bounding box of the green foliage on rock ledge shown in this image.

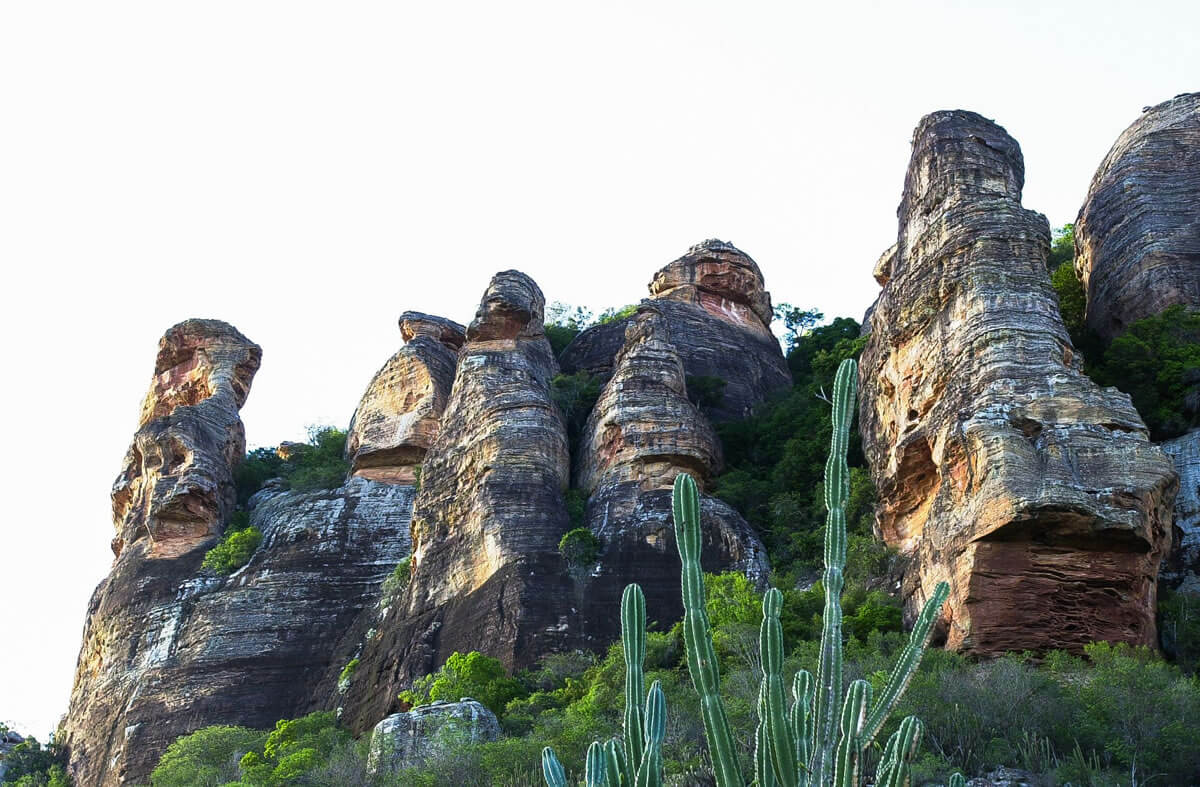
[202,511,263,576]
[399,651,527,718]
[558,527,602,567]
[233,426,350,504]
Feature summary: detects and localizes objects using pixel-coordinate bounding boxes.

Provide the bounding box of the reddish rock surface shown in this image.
[859,111,1178,656]
[1075,93,1200,340]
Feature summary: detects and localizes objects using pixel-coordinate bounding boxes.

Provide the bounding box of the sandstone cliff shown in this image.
[335,271,578,732]
[346,311,464,483]
[63,322,413,787]
[859,111,1178,656]
[1161,431,1200,595]
[1075,92,1200,340]
[561,240,791,422]
[572,307,769,642]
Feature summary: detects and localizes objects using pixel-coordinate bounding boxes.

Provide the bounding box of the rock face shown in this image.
[859,111,1178,656]
[346,312,463,484]
[110,319,261,560]
[560,240,791,422]
[1161,431,1200,595]
[336,271,577,733]
[366,700,500,774]
[62,322,414,787]
[572,308,769,643]
[1075,93,1200,340]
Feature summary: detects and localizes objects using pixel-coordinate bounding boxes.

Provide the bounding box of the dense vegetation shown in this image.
[148,575,1200,785]
[0,729,70,787]
[1049,225,1200,441]
[201,511,263,575]
[137,281,1200,785]
[234,426,351,505]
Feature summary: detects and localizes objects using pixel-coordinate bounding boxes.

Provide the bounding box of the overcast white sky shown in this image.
[1,0,1195,738]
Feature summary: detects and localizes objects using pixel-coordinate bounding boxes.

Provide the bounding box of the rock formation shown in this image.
[336,271,577,733]
[1075,93,1200,340]
[859,111,1179,656]
[1161,431,1200,595]
[346,311,464,483]
[62,322,414,787]
[367,700,500,774]
[560,240,791,422]
[572,307,769,639]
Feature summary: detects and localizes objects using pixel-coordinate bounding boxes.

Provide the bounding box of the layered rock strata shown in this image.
[560,240,791,422]
[859,111,1178,656]
[1161,431,1200,595]
[346,312,464,483]
[1075,93,1200,339]
[572,308,769,641]
[63,322,414,787]
[336,271,576,733]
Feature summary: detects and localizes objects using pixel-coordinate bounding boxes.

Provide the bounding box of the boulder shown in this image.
[859,111,1178,656]
[366,700,500,774]
[1075,93,1200,339]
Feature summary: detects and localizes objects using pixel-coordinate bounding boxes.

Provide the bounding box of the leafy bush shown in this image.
[0,735,71,786]
[1047,222,1075,270]
[549,371,603,449]
[595,304,638,325]
[557,527,601,567]
[337,659,360,693]
[233,426,350,503]
[151,725,265,787]
[379,558,411,602]
[1087,304,1200,439]
[400,651,528,718]
[201,515,263,576]
[684,374,726,411]
[238,712,349,786]
[1050,259,1088,345]
[1160,588,1200,675]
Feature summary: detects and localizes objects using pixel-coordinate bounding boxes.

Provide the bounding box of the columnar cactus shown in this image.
[673,358,951,786]
[542,583,663,786]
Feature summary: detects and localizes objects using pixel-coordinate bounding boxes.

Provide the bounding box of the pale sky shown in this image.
[1,0,1195,738]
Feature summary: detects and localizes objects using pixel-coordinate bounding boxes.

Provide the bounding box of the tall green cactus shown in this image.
[542,583,662,786]
[673,357,950,786]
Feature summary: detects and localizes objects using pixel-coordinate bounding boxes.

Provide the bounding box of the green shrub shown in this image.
[1047,222,1075,270]
[400,651,529,718]
[1088,305,1200,439]
[1050,259,1089,346]
[0,736,71,786]
[201,519,263,576]
[337,658,359,693]
[238,712,348,786]
[151,725,265,787]
[595,304,638,325]
[550,371,603,449]
[557,527,601,567]
[684,374,726,411]
[380,558,411,602]
[232,426,350,503]
[1159,588,1200,675]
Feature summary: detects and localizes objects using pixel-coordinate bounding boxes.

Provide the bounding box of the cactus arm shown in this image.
[586,740,609,787]
[673,473,746,787]
[859,581,949,748]
[875,716,923,787]
[831,679,871,787]
[607,737,631,786]
[760,588,798,787]
[811,358,857,783]
[756,679,777,787]
[635,680,666,787]
[790,670,814,782]
[622,583,648,770]
[542,747,568,787]
[948,774,966,787]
